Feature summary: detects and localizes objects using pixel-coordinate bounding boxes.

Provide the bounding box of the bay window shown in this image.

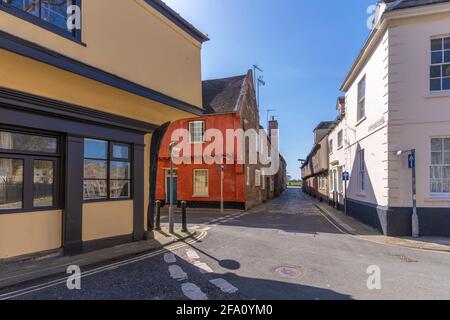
[83,139,132,201]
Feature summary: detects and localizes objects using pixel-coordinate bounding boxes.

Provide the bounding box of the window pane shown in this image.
[112,144,129,159]
[445,37,450,50]
[40,0,69,30]
[431,180,441,193]
[110,161,130,179]
[0,158,23,210]
[430,78,441,91]
[431,38,443,51]
[431,152,442,165]
[189,121,205,143]
[443,64,450,77]
[33,160,54,208]
[443,166,450,179]
[443,179,450,193]
[431,166,442,180]
[84,139,107,159]
[83,180,107,200]
[445,50,450,63]
[0,131,57,153]
[443,77,450,90]
[444,152,450,165]
[431,51,442,64]
[110,180,130,199]
[430,66,441,78]
[444,138,450,151]
[5,0,39,16]
[84,159,107,179]
[431,138,442,151]
[194,170,208,195]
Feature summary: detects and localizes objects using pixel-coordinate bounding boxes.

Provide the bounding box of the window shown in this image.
[189,121,205,144]
[0,129,59,212]
[357,150,365,192]
[337,166,343,194]
[83,139,131,201]
[337,130,343,149]
[357,76,366,121]
[430,37,450,91]
[329,139,334,154]
[430,138,450,194]
[262,174,266,190]
[193,169,208,196]
[0,0,80,40]
[255,170,261,187]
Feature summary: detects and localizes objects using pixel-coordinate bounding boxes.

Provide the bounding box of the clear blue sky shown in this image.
[165,0,375,179]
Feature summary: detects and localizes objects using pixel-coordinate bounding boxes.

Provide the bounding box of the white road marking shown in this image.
[186,249,200,260]
[210,278,238,294]
[193,261,213,274]
[164,253,177,264]
[181,283,208,300]
[198,227,212,232]
[168,265,188,281]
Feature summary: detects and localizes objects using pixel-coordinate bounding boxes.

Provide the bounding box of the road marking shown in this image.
[186,249,200,260]
[164,253,177,264]
[181,283,208,300]
[198,227,212,232]
[193,261,213,274]
[210,278,238,294]
[0,231,207,300]
[168,265,188,282]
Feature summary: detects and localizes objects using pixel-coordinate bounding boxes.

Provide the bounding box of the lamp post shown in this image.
[396,149,419,238]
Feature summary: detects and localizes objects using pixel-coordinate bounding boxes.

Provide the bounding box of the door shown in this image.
[166,176,178,204]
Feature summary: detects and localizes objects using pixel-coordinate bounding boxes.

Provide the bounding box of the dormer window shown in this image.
[0,0,81,41]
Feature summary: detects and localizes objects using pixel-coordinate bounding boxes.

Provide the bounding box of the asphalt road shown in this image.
[1,188,449,300]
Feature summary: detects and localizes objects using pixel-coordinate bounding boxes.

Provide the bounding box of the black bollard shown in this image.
[181,201,188,233]
[155,200,161,231]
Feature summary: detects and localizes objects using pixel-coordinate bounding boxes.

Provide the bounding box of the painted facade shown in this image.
[156,71,287,210]
[311,0,450,236]
[0,0,208,260]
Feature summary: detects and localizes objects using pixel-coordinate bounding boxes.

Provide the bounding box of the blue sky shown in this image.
[165,0,375,179]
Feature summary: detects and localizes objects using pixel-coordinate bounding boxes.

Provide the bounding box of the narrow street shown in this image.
[1,189,449,300]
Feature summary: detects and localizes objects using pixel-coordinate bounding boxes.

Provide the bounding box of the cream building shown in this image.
[327,0,450,237]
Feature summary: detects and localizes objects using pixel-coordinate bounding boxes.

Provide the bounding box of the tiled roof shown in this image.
[202,75,247,114]
[388,0,450,11]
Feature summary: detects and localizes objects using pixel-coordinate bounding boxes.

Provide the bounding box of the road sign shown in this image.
[342,171,350,181]
[408,153,416,169]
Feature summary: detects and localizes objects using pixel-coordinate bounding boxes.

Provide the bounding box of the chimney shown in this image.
[336,96,346,119]
[268,116,278,142]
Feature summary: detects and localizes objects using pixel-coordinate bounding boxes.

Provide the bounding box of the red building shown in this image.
[155,70,286,210]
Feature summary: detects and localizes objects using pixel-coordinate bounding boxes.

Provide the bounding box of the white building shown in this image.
[328,0,450,236]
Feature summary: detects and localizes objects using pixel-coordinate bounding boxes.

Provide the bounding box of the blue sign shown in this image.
[342,171,350,181]
[408,153,416,169]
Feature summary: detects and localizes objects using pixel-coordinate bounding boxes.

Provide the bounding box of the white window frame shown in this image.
[193,169,209,197]
[329,139,334,154]
[255,170,261,187]
[357,150,365,193]
[338,166,343,194]
[189,121,205,144]
[430,137,450,195]
[337,130,343,149]
[430,37,450,92]
[357,76,366,122]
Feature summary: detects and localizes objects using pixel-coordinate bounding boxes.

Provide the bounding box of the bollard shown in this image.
[155,200,161,231]
[181,201,188,233]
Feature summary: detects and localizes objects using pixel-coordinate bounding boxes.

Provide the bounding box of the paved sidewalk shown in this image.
[0,228,200,290]
[307,193,450,253]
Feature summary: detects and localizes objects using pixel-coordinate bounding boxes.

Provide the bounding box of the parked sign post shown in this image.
[408,150,419,238]
[216,164,228,214]
[342,171,350,215]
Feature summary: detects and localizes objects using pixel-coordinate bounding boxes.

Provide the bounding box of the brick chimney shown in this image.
[268,116,278,143]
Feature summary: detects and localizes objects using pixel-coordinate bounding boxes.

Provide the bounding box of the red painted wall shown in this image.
[155,113,246,204]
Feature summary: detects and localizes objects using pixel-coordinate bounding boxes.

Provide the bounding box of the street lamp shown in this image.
[396,149,419,238]
[169,142,180,234]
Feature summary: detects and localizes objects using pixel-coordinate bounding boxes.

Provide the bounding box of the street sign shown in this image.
[342,171,350,181]
[408,153,416,169]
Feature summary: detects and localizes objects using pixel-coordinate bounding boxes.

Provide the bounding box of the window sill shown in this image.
[424,91,450,99]
[355,117,367,127]
[424,195,450,202]
[192,194,209,198]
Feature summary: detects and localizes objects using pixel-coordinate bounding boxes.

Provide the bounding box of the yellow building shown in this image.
[0,0,208,260]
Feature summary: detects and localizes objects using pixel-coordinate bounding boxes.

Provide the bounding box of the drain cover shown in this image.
[275,266,302,279]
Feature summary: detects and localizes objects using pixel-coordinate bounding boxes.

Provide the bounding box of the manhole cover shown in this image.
[275,266,302,279]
